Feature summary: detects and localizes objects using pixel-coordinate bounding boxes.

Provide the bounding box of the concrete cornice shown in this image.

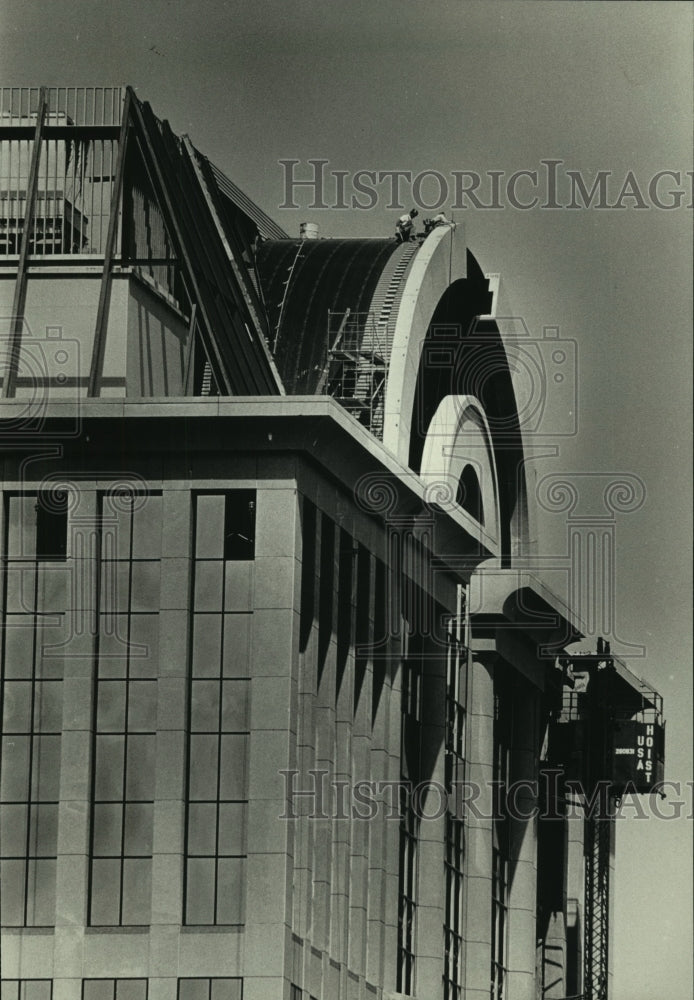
[0,393,495,576]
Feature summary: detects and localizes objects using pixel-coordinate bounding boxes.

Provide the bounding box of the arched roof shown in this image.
[256,238,400,393]
[257,227,530,560]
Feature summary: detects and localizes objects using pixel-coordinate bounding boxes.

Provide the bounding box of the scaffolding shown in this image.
[549,640,664,1000]
[320,309,389,435]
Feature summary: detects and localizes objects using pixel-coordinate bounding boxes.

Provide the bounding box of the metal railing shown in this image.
[0,88,125,257]
[0,87,125,126]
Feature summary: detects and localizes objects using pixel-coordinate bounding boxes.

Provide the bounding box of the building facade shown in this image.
[0,87,663,1000]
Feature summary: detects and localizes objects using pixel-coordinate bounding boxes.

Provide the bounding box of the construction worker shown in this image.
[395,208,418,243]
[423,212,456,236]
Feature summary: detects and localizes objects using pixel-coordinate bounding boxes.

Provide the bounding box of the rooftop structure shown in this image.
[0,87,664,1000]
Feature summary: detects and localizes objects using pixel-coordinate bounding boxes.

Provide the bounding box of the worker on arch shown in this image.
[395,208,419,243]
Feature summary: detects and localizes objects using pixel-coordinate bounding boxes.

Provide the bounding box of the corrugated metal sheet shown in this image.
[256,238,400,394]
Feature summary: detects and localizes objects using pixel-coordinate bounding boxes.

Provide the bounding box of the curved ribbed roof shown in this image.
[256,238,400,393]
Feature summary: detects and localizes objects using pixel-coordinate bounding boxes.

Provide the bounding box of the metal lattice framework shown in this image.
[583,810,612,1000]
[323,310,388,434]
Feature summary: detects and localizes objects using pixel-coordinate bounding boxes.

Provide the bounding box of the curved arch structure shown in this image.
[381,224,466,461]
[256,225,530,560]
[419,394,501,552]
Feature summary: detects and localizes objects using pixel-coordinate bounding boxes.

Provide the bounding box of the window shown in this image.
[444,599,467,1000]
[177,981,242,1000]
[35,490,68,561]
[398,646,421,995]
[82,981,148,1000]
[1,983,52,1000]
[88,492,161,926]
[1,495,63,927]
[491,846,509,1000]
[184,494,250,925]
[224,491,255,561]
[491,689,512,1000]
[398,784,417,995]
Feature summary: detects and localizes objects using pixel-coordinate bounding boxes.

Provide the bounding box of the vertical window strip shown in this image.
[443,603,467,1000]
[491,685,512,1000]
[1,494,63,928]
[397,628,422,995]
[184,493,250,926]
[88,492,160,927]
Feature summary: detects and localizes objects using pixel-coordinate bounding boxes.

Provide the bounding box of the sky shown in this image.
[1,1,691,996]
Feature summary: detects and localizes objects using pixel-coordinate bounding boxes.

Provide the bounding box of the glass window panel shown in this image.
[36,621,65,678]
[187,802,217,856]
[128,615,159,678]
[0,982,19,1000]
[93,803,123,856]
[2,681,32,733]
[36,568,67,613]
[123,802,153,856]
[224,492,255,561]
[31,735,61,801]
[34,681,63,732]
[115,982,147,1000]
[195,494,227,559]
[0,858,25,924]
[99,561,130,616]
[222,615,250,677]
[98,614,130,673]
[125,735,155,800]
[178,981,208,1000]
[35,490,66,561]
[188,736,219,801]
[22,984,52,1000]
[97,682,126,733]
[3,618,35,677]
[89,857,122,925]
[29,803,58,857]
[0,803,27,856]
[121,857,151,925]
[221,680,249,732]
[102,495,133,558]
[130,562,161,614]
[127,680,157,732]
[5,566,37,614]
[215,857,244,923]
[132,494,163,558]
[94,735,125,800]
[7,496,36,558]
[26,857,56,925]
[211,982,242,1000]
[0,735,30,801]
[194,561,224,613]
[223,563,252,612]
[185,857,215,924]
[83,981,114,1000]
[192,615,222,678]
[219,735,247,800]
[96,658,127,680]
[191,680,220,732]
[218,802,246,857]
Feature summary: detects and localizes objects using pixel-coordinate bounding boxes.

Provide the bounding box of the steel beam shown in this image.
[87,87,133,397]
[3,86,47,398]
